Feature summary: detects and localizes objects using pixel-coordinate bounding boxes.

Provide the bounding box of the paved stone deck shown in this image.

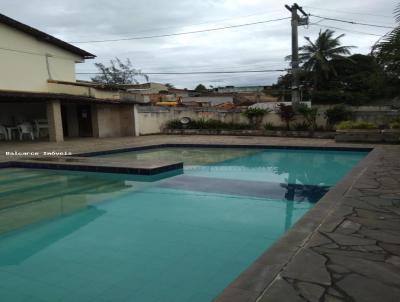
[1,135,399,302]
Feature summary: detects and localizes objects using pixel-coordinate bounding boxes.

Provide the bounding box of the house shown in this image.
[213,85,267,93]
[127,82,169,94]
[249,101,311,111]
[168,88,194,98]
[0,13,147,142]
[181,96,234,107]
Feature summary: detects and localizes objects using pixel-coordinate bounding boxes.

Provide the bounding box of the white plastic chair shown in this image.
[17,122,35,140]
[0,125,7,140]
[34,119,49,138]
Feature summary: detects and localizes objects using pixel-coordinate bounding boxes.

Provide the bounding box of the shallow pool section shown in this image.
[97,147,260,168]
[0,148,367,302]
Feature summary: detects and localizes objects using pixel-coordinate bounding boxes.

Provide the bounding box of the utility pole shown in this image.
[285,3,308,105]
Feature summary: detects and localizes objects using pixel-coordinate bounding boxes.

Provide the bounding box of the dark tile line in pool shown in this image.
[0,160,184,176]
[0,161,13,169]
[76,143,372,157]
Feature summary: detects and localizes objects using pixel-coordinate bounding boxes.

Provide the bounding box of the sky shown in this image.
[1,0,398,89]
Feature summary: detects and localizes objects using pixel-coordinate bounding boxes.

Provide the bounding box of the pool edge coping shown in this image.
[212,146,379,302]
[76,143,372,157]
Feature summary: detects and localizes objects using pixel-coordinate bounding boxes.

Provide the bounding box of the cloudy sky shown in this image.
[2,0,398,88]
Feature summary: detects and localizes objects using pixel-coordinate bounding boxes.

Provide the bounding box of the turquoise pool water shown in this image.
[0,148,366,302]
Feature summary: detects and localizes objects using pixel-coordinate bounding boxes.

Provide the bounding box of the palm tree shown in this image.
[296,29,354,89]
[373,3,400,76]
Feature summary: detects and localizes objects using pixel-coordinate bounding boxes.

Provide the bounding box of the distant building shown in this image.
[249,101,311,111]
[127,82,169,94]
[213,86,267,93]
[181,96,234,107]
[168,88,194,97]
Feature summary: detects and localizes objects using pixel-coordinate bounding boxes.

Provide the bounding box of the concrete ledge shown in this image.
[2,156,183,176]
[76,143,371,157]
[164,129,336,139]
[336,129,400,143]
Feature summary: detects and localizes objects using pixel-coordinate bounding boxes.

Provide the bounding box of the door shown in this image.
[77,105,93,137]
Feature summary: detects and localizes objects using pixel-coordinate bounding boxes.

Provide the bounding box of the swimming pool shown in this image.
[0,147,367,302]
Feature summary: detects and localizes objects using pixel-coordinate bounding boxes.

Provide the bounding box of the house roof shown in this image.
[0,13,95,59]
[0,89,131,104]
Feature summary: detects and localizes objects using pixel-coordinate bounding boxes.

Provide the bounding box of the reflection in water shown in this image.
[0,169,142,235]
[0,207,105,266]
[98,147,260,167]
[191,149,365,186]
[159,175,329,202]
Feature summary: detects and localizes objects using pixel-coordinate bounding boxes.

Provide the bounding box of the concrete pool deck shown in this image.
[1,135,400,302]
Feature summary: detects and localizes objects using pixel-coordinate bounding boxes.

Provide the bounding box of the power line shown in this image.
[304,6,392,19]
[78,62,286,73]
[68,17,290,44]
[76,69,286,75]
[309,23,384,37]
[310,14,395,29]
[73,10,284,40]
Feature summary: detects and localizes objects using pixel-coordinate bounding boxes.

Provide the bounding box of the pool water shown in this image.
[0,148,366,302]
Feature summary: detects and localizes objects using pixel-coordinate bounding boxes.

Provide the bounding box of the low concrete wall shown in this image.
[165,129,336,139]
[136,105,399,136]
[137,107,308,135]
[335,129,400,143]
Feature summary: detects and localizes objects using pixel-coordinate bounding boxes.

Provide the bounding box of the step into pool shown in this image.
[0,147,367,302]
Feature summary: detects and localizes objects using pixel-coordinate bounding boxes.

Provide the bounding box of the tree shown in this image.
[165,83,175,89]
[277,103,296,130]
[294,30,354,89]
[91,58,148,85]
[272,71,312,102]
[194,84,208,93]
[324,105,353,129]
[373,3,400,77]
[333,54,389,98]
[311,54,399,104]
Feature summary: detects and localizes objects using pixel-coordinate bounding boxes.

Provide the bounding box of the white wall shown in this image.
[91,104,135,138]
[137,104,397,135]
[137,107,286,135]
[0,23,82,93]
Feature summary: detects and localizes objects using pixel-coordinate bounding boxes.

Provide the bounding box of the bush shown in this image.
[243,108,271,129]
[336,120,378,130]
[166,119,254,130]
[325,105,353,128]
[296,104,319,132]
[277,103,296,130]
[166,119,183,129]
[293,122,309,131]
[243,108,271,118]
[264,122,276,130]
[389,115,400,129]
[390,122,400,129]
